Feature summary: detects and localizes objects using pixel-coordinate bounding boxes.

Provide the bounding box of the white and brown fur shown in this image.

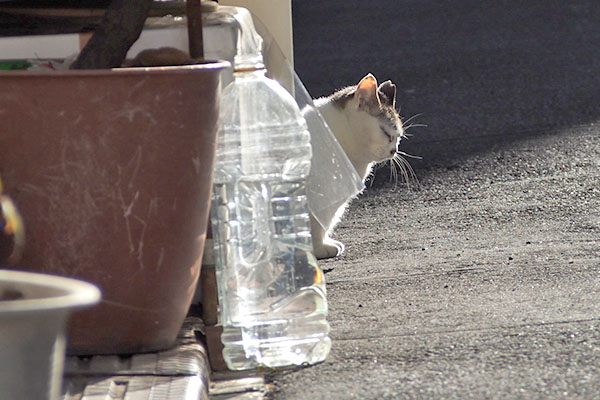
[310,73,409,259]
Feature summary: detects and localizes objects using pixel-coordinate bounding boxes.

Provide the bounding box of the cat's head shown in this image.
[331,73,404,164]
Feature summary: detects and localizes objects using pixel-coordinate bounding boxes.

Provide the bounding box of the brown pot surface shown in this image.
[0,62,228,354]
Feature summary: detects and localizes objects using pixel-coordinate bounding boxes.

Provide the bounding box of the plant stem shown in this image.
[71,0,153,69]
[187,0,204,60]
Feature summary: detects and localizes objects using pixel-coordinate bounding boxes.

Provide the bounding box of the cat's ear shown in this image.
[355,73,381,110]
[378,80,397,109]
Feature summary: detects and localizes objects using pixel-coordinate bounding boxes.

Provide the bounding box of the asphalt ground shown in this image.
[267,1,600,399]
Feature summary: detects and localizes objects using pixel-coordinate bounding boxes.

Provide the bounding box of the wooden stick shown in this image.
[71,0,153,69]
[186,0,204,60]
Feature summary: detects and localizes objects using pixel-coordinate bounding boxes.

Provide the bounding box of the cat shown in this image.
[310,73,406,259]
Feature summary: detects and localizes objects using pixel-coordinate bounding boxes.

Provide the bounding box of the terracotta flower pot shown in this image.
[0,61,228,354]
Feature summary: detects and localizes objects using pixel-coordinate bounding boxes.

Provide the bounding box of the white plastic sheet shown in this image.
[250,13,365,231]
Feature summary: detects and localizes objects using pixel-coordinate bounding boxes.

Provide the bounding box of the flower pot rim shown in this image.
[0,269,101,314]
[0,59,230,78]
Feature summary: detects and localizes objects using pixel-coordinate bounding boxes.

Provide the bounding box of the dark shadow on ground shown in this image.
[292,0,600,184]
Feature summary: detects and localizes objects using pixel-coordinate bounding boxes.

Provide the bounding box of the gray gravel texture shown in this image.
[268,1,600,399]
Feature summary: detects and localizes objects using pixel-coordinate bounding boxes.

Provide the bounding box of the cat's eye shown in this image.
[380,126,393,142]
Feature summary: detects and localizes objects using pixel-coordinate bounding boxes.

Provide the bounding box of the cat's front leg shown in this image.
[317,238,345,260]
[310,215,344,259]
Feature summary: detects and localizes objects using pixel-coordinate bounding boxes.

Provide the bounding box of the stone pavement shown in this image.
[263,1,600,398]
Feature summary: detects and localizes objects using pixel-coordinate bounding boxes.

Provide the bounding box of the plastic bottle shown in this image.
[210,54,331,370]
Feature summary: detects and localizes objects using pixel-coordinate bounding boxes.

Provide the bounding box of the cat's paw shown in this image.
[313,239,345,260]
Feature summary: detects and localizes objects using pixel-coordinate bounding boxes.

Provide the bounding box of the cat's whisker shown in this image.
[403,123,427,131]
[387,157,399,187]
[393,155,409,188]
[392,153,420,191]
[397,150,423,160]
[400,114,426,140]
[403,159,420,190]
[389,159,399,189]
[401,113,424,127]
[394,159,404,190]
